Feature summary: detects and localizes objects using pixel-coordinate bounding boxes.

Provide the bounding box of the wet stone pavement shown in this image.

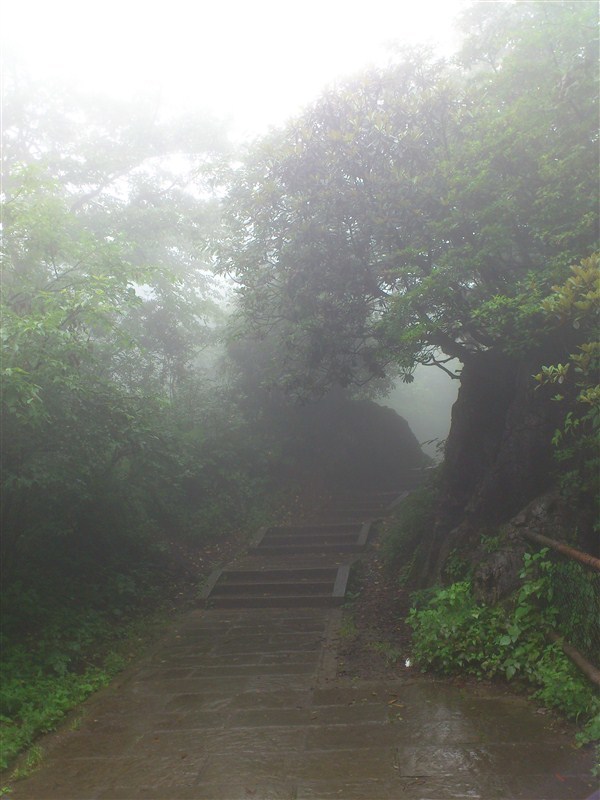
[9,493,598,800]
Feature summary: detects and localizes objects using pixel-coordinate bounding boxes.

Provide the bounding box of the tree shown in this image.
[1,77,239,584]
[217,1,599,582]
[219,2,598,398]
[2,73,230,397]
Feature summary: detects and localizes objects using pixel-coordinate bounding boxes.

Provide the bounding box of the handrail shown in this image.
[522,530,600,572]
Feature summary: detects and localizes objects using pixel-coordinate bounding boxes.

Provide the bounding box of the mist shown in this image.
[381,365,460,459]
[1,1,466,140]
[2,1,598,784]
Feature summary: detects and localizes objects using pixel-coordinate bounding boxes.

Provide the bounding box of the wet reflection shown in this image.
[7,598,596,799]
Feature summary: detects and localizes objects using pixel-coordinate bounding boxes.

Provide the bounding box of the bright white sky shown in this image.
[2,0,469,140]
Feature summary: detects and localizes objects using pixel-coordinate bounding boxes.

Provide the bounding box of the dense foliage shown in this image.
[0,81,276,768]
[534,254,600,508]
[220,2,598,396]
[1,80,272,586]
[408,551,599,745]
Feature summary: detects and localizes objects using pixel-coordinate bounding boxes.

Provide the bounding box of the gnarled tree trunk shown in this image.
[421,346,563,584]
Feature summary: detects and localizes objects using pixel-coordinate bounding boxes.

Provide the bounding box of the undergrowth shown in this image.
[1,531,200,773]
[0,598,175,772]
[380,481,438,584]
[0,487,289,775]
[408,550,600,750]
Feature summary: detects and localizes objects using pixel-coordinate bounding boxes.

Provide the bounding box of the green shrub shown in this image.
[408,552,599,729]
[0,589,173,771]
[408,581,506,677]
[533,644,598,720]
[0,663,114,770]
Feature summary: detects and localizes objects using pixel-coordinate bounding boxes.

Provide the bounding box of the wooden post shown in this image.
[548,631,600,688]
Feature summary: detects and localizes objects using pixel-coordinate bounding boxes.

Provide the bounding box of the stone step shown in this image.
[211,581,334,596]
[261,533,359,546]
[318,510,384,520]
[251,523,371,554]
[202,565,350,609]
[321,493,404,514]
[218,568,338,583]
[305,516,373,525]
[256,543,364,554]
[329,504,385,513]
[267,524,361,536]
[206,594,344,609]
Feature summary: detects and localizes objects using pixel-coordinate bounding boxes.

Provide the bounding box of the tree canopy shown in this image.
[219,1,598,397]
[1,80,248,586]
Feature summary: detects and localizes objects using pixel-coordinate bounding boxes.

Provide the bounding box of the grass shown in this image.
[0,599,180,774]
[370,640,403,667]
[339,613,358,640]
[8,746,44,782]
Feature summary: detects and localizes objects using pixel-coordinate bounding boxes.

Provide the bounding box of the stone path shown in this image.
[8,492,598,799]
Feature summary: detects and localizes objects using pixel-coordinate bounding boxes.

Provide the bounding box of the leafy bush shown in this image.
[0,661,115,770]
[534,255,600,510]
[408,551,599,727]
[0,599,173,771]
[408,581,507,677]
[533,644,597,720]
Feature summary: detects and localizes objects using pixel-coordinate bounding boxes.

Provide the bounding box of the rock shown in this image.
[473,546,527,604]
[285,391,429,492]
[472,492,583,604]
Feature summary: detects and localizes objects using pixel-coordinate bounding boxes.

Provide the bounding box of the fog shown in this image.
[382,365,460,459]
[2,0,467,140]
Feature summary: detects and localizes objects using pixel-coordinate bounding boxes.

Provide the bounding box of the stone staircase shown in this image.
[250,522,371,555]
[202,491,405,609]
[202,566,350,608]
[10,484,597,800]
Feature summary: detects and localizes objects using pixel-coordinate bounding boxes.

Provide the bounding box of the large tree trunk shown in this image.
[421,346,563,584]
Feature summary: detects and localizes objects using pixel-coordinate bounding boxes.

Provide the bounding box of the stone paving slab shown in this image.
[8,603,597,800]
[7,492,599,800]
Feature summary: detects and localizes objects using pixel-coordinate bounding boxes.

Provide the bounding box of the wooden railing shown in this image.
[522,531,600,687]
